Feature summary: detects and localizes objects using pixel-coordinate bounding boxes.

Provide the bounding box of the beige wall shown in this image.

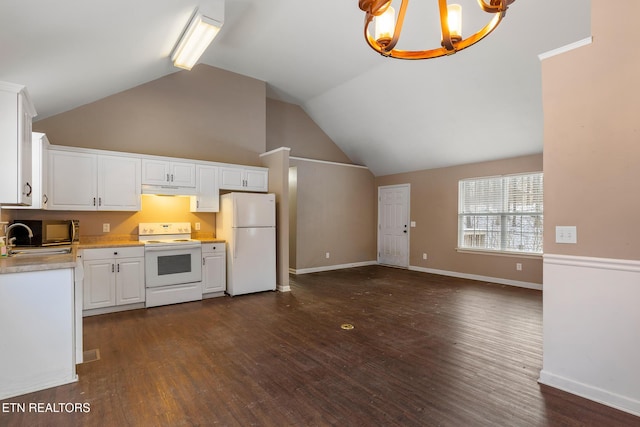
[7,65,268,239]
[266,99,353,164]
[539,2,640,413]
[34,65,267,167]
[288,167,298,268]
[290,159,376,270]
[542,2,640,260]
[376,154,543,284]
[4,195,215,240]
[260,148,290,289]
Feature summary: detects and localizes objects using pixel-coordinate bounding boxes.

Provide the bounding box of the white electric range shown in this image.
[139,222,203,307]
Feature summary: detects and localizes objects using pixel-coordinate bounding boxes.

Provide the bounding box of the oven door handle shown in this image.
[144,243,202,252]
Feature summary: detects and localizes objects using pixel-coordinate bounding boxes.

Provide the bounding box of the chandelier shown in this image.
[358,0,514,59]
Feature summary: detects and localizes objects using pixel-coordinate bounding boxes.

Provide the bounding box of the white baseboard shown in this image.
[290,261,377,275]
[408,265,543,290]
[277,284,291,292]
[289,262,542,290]
[539,370,640,417]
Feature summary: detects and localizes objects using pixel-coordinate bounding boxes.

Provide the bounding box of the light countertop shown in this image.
[0,246,78,274]
[0,238,225,274]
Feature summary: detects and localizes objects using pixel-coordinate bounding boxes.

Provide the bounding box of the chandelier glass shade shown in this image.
[358,0,514,59]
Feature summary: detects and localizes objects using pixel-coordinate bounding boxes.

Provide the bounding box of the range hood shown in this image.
[141,184,197,196]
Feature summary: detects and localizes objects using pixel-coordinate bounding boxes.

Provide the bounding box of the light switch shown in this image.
[410,221,416,228]
[555,226,577,244]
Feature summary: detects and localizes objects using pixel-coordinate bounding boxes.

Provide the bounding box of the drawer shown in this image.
[81,246,144,260]
[201,243,225,254]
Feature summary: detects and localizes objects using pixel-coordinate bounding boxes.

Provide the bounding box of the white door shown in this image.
[98,155,141,211]
[232,193,275,228]
[219,167,244,190]
[228,227,276,296]
[48,150,97,210]
[83,259,116,309]
[17,93,33,205]
[203,251,225,293]
[378,184,410,267]
[116,257,145,305]
[170,162,196,187]
[244,169,268,192]
[141,159,170,185]
[192,165,219,212]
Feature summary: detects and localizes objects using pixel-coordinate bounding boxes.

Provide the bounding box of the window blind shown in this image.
[458,172,543,254]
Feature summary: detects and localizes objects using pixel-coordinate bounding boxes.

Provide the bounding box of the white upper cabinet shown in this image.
[12,132,49,210]
[190,165,219,212]
[0,82,36,206]
[219,166,268,192]
[142,159,196,188]
[48,149,141,211]
[98,155,142,210]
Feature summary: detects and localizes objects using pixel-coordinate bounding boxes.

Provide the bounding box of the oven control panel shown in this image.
[139,222,192,236]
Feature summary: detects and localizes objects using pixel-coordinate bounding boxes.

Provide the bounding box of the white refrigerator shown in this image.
[216,192,276,296]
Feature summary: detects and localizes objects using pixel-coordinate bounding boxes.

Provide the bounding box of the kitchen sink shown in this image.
[9,247,72,257]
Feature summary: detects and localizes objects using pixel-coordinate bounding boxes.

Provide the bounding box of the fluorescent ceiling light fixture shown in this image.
[172,14,223,70]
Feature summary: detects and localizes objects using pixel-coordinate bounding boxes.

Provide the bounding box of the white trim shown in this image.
[289,156,369,169]
[260,147,291,157]
[409,265,543,290]
[538,370,640,418]
[542,253,640,417]
[456,248,542,260]
[538,36,593,61]
[290,261,377,275]
[277,284,291,292]
[544,253,640,272]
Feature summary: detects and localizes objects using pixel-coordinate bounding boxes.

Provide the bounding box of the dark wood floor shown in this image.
[2,266,639,426]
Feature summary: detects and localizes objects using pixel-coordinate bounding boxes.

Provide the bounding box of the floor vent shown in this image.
[82,348,101,364]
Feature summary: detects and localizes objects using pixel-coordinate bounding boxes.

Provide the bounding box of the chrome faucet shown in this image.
[5,223,34,247]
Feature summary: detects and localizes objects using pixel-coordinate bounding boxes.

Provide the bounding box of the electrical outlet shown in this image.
[516,263,522,271]
[102,223,110,233]
[325,252,330,259]
[195,222,201,231]
[423,253,428,260]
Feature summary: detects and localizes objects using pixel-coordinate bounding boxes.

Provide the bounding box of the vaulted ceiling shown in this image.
[0,0,591,176]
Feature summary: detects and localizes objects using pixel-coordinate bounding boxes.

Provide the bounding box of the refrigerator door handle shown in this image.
[233,228,238,259]
[233,198,238,229]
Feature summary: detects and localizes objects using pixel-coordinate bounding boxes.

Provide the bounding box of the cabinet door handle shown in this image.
[23,182,32,197]
[171,174,174,182]
[112,264,115,273]
[202,258,205,266]
[43,194,48,204]
[166,173,170,182]
[117,264,120,273]
[93,197,96,206]
[99,197,102,206]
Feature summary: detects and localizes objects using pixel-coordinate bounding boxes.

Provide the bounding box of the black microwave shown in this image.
[8,219,79,247]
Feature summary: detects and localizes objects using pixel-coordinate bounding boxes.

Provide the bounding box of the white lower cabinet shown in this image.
[202,243,226,296]
[82,247,145,314]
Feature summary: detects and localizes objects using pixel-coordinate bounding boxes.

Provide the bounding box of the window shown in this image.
[458,172,543,254]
